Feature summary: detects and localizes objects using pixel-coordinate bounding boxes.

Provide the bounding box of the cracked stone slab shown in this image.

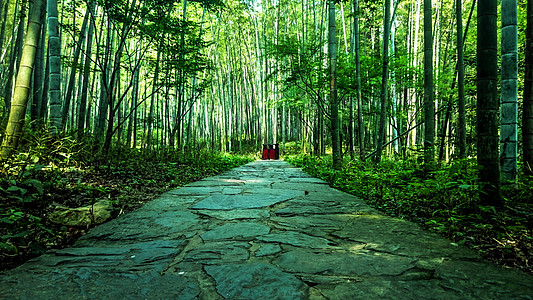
[200,222,270,241]
[0,268,200,299]
[191,193,300,210]
[434,260,533,298]
[20,240,186,272]
[257,231,334,248]
[204,263,308,299]
[331,215,479,259]
[83,210,201,242]
[141,194,204,210]
[316,280,453,300]
[169,186,225,195]
[269,215,347,237]
[273,249,416,277]
[255,243,282,257]
[221,187,243,195]
[186,178,244,187]
[195,209,270,220]
[182,241,250,264]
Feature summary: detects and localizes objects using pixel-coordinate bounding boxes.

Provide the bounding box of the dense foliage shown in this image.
[287,154,533,274]
[0,127,252,270]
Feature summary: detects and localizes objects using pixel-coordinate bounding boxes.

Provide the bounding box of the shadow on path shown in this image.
[1,160,532,299]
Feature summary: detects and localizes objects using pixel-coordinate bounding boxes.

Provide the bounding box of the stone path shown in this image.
[1,160,532,299]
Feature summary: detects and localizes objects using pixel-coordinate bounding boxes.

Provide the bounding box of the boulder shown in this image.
[49,200,113,227]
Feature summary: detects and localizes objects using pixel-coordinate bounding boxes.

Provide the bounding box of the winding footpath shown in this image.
[1,160,532,299]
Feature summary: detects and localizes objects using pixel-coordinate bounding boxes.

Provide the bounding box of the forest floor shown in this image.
[1,160,532,299]
[0,149,252,271]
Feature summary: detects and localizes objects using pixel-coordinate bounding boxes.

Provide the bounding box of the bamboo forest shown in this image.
[0,0,532,281]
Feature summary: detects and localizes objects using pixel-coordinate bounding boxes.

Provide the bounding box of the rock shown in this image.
[316,280,452,300]
[183,242,250,264]
[331,215,479,259]
[201,222,270,241]
[195,209,270,220]
[27,240,186,272]
[204,263,308,299]
[49,200,112,227]
[82,210,201,242]
[0,268,200,299]
[273,249,416,277]
[257,231,334,248]
[191,193,300,210]
[255,243,282,257]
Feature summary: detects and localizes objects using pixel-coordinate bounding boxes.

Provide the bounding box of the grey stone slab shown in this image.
[270,215,346,237]
[331,215,478,259]
[204,263,308,299]
[142,194,204,210]
[195,209,270,220]
[255,243,282,257]
[257,231,334,248]
[22,240,186,272]
[183,241,250,264]
[191,193,299,210]
[186,178,244,187]
[273,249,416,277]
[317,280,453,300]
[200,222,270,241]
[82,210,201,242]
[221,187,243,195]
[0,268,200,299]
[435,260,533,298]
[288,177,327,184]
[169,186,224,195]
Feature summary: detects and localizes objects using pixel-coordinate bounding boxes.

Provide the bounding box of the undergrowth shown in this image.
[0,128,253,270]
[287,154,533,274]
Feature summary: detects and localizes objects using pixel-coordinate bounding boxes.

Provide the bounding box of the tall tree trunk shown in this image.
[500,0,518,181]
[524,0,533,175]
[352,0,363,160]
[457,0,466,159]
[61,7,89,130]
[477,0,502,205]
[424,0,435,168]
[147,48,160,148]
[0,0,45,159]
[3,13,25,110]
[95,19,112,143]
[30,11,46,122]
[48,0,62,133]
[77,0,95,134]
[375,0,391,163]
[329,0,341,169]
[0,0,8,54]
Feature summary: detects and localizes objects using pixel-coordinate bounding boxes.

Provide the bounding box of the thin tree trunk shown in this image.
[375,0,391,163]
[0,0,45,159]
[3,13,25,110]
[329,0,341,169]
[457,0,466,159]
[424,0,435,168]
[77,0,95,134]
[61,7,90,130]
[31,10,46,122]
[524,0,533,175]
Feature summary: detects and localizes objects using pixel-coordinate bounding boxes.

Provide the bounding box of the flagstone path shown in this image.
[1,160,532,299]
